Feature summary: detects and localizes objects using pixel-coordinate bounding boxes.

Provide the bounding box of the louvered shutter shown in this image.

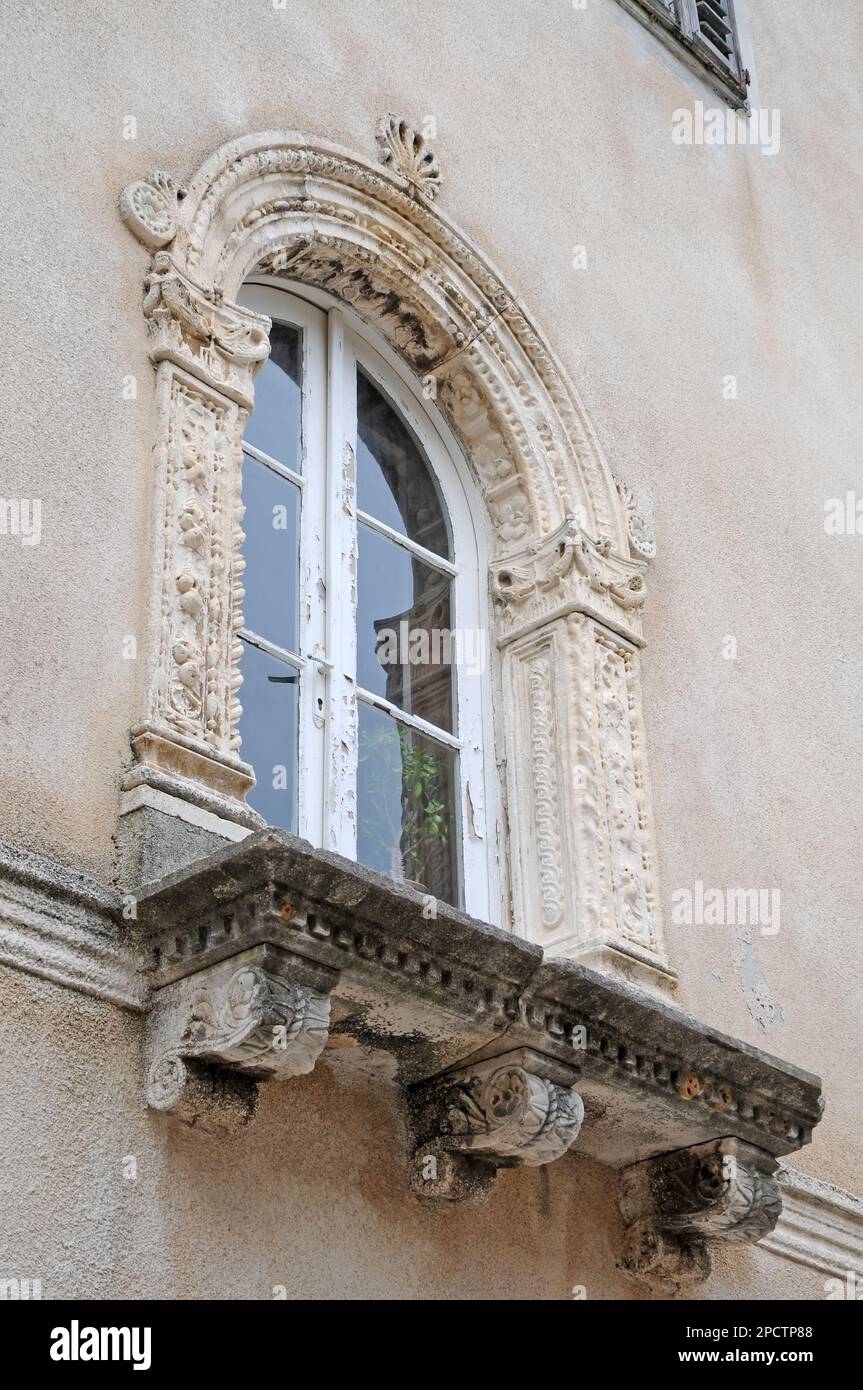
[614,0,748,107]
[683,0,746,89]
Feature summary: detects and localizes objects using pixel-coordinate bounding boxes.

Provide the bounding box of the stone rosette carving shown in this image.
[619,1137,783,1291]
[616,478,656,560]
[376,114,442,200]
[120,170,186,249]
[409,1049,584,1201]
[144,945,333,1135]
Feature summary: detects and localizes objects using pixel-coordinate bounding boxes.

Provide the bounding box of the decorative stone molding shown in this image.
[763,1167,863,1282]
[376,114,442,200]
[409,1048,584,1201]
[0,840,144,1011]
[492,516,649,644]
[619,1138,782,1292]
[118,123,668,973]
[501,614,666,976]
[142,251,270,408]
[144,943,336,1135]
[615,478,656,561]
[135,831,823,1175]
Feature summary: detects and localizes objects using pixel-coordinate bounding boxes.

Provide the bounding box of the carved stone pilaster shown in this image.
[500,602,669,979]
[408,1049,584,1201]
[144,944,335,1135]
[121,188,273,822]
[619,1138,783,1292]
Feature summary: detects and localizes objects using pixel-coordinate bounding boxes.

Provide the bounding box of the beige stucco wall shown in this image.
[1,0,860,1294]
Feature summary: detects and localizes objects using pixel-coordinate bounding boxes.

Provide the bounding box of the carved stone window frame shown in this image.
[120,119,673,983]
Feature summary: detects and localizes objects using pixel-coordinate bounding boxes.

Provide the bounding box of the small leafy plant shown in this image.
[358,719,451,892]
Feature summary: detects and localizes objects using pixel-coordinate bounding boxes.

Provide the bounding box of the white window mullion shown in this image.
[323,309,359,857]
[295,305,328,846]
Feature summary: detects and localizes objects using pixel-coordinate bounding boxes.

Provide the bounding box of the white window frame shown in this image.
[239,280,501,925]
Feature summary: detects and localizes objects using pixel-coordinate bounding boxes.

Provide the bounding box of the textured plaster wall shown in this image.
[0,0,860,1293]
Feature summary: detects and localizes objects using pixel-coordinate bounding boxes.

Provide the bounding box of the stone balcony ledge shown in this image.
[135,829,822,1174]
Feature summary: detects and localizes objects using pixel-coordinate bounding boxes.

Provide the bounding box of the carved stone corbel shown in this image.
[144,944,335,1136]
[408,1049,584,1202]
[619,1137,783,1292]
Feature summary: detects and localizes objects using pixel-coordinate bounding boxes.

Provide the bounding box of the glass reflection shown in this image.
[238,639,299,832]
[357,700,459,903]
[241,455,300,652]
[357,368,450,558]
[243,321,302,469]
[357,522,453,732]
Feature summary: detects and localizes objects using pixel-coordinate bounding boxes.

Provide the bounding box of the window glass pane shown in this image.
[357,700,459,904]
[241,455,300,653]
[244,321,302,469]
[357,521,454,734]
[238,640,298,832]
[357,368,450,559]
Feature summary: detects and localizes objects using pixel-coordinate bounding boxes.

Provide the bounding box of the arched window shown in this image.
[236,283,496,919]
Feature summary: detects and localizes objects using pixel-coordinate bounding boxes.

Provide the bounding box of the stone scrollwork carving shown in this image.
[142,252,271,409]
[409,1049,584,1201]
[491,516,649,639]
[376,114,442,200]
[144,945,333,1135]
[619,1138,783,1291]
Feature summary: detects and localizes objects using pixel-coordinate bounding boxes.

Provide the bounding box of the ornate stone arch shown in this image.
[120,119,671,982]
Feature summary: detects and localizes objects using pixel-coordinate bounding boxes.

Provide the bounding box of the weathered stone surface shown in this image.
[619,1137,783,1292]
[0,840,143,1010]
[135,829,823,1163]
[137,827,541,1082]
[409,1047,584,1201]
[144,941,337,1135]
[517,958,823,1164]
